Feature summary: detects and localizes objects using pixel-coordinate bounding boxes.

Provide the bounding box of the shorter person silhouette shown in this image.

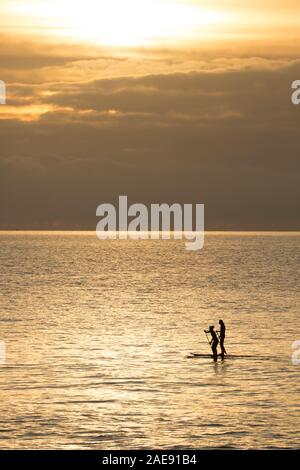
[204,325,219,362]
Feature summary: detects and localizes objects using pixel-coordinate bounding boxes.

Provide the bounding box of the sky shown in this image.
[0,0,300,229]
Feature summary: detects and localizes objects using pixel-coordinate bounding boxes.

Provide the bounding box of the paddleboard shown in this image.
[187,353,259,359]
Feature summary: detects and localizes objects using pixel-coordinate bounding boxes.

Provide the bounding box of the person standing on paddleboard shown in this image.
[204,325,219,362]
[218,320,226,359]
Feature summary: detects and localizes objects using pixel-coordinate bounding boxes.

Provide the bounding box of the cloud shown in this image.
[0,35,300,229]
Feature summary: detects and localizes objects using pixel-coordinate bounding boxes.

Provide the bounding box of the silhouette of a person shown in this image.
[218,320,226,358]
[205,325,219,361]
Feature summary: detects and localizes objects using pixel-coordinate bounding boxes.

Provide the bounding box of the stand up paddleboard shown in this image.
[187,353,260,359]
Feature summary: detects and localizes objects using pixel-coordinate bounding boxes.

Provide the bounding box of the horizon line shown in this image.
[0,229,299,234]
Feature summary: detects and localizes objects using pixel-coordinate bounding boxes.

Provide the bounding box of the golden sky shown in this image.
[1,0,300,45]
[0,1,299,229]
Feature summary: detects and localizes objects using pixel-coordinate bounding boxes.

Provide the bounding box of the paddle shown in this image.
[204,330,213,350]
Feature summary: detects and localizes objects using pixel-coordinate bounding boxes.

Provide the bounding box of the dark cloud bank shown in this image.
[0,41,300,230]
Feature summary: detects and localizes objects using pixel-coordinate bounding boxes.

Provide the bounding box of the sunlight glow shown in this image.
[11,0,230,46]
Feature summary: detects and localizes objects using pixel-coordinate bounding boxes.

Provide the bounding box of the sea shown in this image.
[0,231,299,449]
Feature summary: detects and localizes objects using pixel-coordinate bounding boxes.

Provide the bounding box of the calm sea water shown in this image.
[0,232,299,449]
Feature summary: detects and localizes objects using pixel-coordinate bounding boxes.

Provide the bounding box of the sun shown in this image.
[12,0,229,47]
